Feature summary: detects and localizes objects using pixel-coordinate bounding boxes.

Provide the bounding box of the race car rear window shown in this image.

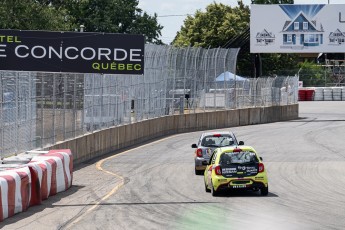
[201,135,234,147]
[220,151,258,165]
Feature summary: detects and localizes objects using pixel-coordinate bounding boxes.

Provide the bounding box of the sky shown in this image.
[138,0,345,44]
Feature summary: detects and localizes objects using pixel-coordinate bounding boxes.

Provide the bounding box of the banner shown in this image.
[250,4,345,53]
[0,30,145,74]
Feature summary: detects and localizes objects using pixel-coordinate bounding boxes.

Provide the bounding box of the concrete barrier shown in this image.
[249,107,261,125]
[46,104,298,164]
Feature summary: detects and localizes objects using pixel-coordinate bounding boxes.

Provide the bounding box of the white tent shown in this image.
[215,71,247,82]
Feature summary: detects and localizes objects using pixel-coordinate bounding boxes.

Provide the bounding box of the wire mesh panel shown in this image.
[0,44,298,159]
[0,71,36,156]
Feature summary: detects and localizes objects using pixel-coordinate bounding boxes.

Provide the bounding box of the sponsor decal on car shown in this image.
[222,168,237,174]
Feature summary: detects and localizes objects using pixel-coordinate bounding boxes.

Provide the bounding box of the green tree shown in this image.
[0,0,163,44]
[173,1,251,76]
[64,0,163,44]
[173,1,250,48]
[0,0,74,31]
[258,53,299,76]
[298,61,326,87]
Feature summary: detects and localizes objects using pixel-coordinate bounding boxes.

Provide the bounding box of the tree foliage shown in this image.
[0,0,163,44]
[260,53,299,76]
[173,1,250,48]
[0,0,73,31]
[64,0,163,44]
[297,60,326,87]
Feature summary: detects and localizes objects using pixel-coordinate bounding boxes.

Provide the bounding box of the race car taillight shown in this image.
[214,165,222,175]
[259,163,265,173]
[233,148,242,152]
[196,148,203,157]
[213,134,221,137]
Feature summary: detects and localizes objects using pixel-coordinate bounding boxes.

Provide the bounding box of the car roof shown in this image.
[201,131,234,137]
[218,145,256,153]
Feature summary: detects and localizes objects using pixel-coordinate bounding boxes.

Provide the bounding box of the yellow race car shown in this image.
[204,145,268,196]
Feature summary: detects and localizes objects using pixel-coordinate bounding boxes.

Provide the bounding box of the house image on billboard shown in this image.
[281,11,324,50]
[256,29,275,45]
[329,29,345,45]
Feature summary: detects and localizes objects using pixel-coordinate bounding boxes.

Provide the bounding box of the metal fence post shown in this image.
[180,96,184,114]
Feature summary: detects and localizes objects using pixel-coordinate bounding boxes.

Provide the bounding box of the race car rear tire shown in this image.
[211,182,219,197]
[195,168,203,175]
[261,186,268,196]
[205,182,211,193]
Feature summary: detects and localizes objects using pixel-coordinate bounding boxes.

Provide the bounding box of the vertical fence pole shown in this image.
[15,72,19,154]
[28,72,33,149]
[184,46,190,113]
[52,74,56,144]
[223,49,229,109]
[100,74,104,128]
[164,46,171,115]
[91,74,95,132]
[63,74,67,140]
[203,48,210,112]
[129,75,133,123]
[213,48,220,111]
[172,48,177,115]
[41,74,44,148]
[73,74,77,138]
[193,48,200,114]
[0,72,3,158]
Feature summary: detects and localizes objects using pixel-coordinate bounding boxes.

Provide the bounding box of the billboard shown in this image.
[250,4,345,53]
[0,30,145,74]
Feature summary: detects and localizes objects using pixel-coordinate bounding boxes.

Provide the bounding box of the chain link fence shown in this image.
[0,44,298,159]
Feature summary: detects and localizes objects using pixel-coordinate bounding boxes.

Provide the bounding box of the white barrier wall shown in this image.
[305,87,345,101]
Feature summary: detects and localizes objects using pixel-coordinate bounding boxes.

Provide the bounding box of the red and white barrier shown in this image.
[27,162,47,203]
[30,149,73,196]
[0,166,31,222]
[0,149,73,222]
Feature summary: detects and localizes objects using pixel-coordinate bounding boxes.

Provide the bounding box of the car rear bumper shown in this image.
[195,157,209,170]
[215,178,268,191]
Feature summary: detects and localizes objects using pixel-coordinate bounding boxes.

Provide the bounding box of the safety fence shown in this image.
[0,44,298,159]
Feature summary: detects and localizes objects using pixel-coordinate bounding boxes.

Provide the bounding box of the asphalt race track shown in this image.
[2,101,345,230]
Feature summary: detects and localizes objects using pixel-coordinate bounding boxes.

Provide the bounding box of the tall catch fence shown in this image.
[0,44,298,159]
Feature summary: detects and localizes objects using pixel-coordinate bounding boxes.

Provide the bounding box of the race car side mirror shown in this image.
[238,141,244,145]
[191,144,197,148]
